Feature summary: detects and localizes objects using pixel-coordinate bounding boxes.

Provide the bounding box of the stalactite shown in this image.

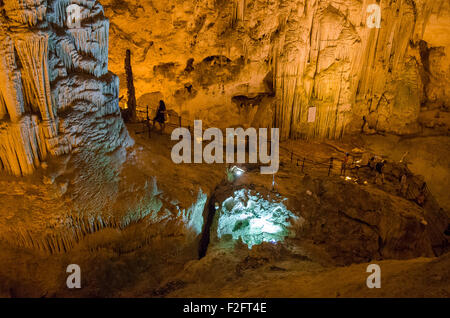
[0,0,131,176]
[53,36,106,78]
[0,36,25,122]
[270,0,436,139]
[67,18,110,70]
[231,0,245,28]
[0,116,46,175]
[47,0,70,28]
[0,179,205,255]
[14,32,55,124]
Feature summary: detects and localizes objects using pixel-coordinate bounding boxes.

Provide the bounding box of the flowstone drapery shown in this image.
[271,0,437,139]
[102,0,449,140]
[0,0,132,176]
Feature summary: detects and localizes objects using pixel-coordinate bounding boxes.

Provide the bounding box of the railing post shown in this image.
[179,116,182,128]
[328,157,334,176]
[146,105,151,139]
[302,158,305,172]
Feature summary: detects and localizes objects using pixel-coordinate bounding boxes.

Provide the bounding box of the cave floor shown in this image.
[164,247,450,298]
[0,124,448,298]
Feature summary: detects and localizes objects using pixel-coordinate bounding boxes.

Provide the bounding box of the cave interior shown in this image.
[0,0,449,298]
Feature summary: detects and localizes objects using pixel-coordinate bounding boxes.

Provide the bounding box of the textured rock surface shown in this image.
[0,0,132,176]
[104,0,449,139]
[0,0,448,298]
[212,189,298,248]
[0,124,447,297]
[0,141,213,255]
[210,167,448,266]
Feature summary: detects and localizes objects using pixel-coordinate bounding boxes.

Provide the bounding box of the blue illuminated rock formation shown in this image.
[215,189,298,248]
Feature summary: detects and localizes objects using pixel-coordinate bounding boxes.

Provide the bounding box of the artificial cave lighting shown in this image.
[216,189,297,248]
[230,166,245,177]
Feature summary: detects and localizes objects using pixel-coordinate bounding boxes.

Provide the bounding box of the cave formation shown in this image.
[0,0,449,299]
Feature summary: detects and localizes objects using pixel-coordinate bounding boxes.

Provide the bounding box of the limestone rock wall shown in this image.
[104,0,449,139]
[0,0,132,176]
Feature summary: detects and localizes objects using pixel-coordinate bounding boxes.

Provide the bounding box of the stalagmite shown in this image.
[125,49,137,122]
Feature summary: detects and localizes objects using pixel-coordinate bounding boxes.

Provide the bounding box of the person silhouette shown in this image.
[153,100,167,133]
